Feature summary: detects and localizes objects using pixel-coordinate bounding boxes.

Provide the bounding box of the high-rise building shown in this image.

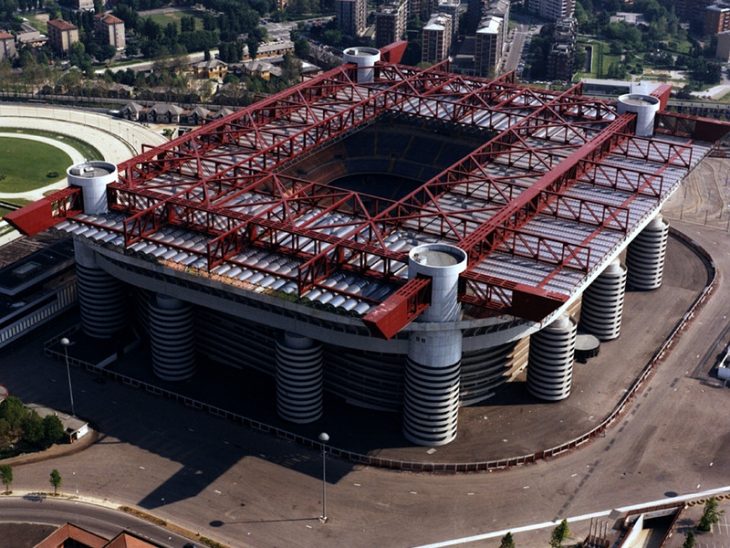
[484,0,509,44]
[94,13,126,51]
[422,13,453,63]
[717,29,730,59]
[437,0,461,37]
[546,18,576,81]
[527,0,575,21]
[336,0,368,37]
[375,0,407,48]
[705,4,730,34]
[474,16,502,77]
[0,31,16,61]
[47,19,79,55]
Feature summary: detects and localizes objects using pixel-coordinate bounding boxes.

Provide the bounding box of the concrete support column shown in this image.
[74,240,126,339]
[403,243,467,447]
[149,294,195,381]
[627,215,669,290]
[580,259,627,340]
[527,315,576,401]
[276,333,323,424]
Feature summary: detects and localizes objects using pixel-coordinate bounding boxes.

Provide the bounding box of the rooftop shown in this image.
[14,59,727,336]
[47,19,78,31]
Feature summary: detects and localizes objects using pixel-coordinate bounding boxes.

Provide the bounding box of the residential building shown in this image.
[527,0,575,21]
[705,4,730,34]
[0,31,16,61]
[676,0,714,22]
[546,17,577,81]
[474,16,501,77]
[242,39,294,60]
[74,0,94,10]
[422,13,453,64]
[94,13,126,51]
[437,0,461,37]
[408,0,422,21]
[375,0,407,48]
[483,0,509,44]
[46,19,79,55]
[193,58,229,80]
[336,0,367,37]
[717,29,730,59]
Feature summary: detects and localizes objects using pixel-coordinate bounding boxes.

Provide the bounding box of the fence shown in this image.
[44,230,717,473]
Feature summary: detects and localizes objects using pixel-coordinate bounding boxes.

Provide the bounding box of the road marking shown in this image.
[414,485,730,548]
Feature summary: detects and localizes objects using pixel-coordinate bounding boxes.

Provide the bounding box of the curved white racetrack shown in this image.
[0,103,168,243]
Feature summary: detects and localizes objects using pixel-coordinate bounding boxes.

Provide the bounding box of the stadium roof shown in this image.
[7,52,730,338]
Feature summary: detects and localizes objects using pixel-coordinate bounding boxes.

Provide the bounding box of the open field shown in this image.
[0,137,72,193]
[139,8,204,31]
[0,128,103,161]
[25,12,48,33]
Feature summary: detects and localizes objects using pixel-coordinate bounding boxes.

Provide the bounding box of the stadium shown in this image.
[6,44,729,448]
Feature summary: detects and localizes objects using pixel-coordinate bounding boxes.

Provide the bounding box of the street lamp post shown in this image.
[60,337,75,417]
[318,432,329,523]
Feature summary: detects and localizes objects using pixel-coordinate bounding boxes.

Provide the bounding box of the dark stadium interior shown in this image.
[283,116,491,202]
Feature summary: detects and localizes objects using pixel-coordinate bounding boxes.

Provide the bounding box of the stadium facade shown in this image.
[7,44,730,446]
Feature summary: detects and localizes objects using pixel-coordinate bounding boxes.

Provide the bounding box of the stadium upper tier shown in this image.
[5,57,728,339]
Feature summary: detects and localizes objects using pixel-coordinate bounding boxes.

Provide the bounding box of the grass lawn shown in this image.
[140,8,204,31]
[0,128,103,161]
[25,13,49,33]
[0,137,73,193]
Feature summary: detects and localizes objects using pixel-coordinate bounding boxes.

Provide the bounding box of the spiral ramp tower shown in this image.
[149,294,196,381]
[627,215,669,290]
[403,244,468,447]
[527,315,577,401]
[579,259,627,341]
[74,241,126,339]
[276,333,324,424]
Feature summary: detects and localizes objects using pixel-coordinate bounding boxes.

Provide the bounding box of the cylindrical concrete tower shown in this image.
[627,215,669,290]
[527,315,576,401]
[275,333,323,423]
[74,240,126,339]
[616,93,660,137]
[67,161,117,215]
[149,294,196,381]
[580,259,627,341]
[404,243,468,447]
[343,47,381,83]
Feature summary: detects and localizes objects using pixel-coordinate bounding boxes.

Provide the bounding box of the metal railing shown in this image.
[44,229,717,473]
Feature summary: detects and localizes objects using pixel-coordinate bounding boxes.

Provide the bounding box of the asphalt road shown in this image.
[0,498,192,547]
[2,216,727,548]
[504,23,528,73]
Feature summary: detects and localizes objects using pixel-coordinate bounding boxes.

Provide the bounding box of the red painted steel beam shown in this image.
[457,113,636,263]
[379,41,408,64]
[362,277,431,339]
[3,187,83,236]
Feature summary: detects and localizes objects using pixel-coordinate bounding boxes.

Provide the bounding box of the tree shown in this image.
[698,497,723,532]
[42,415,65,446]
[499,531,515,548]
[0,465,12,494]
[49,469,62,495]
[550,519,570,547]
[0,396,27,431]
[21,411,44,449]
[682,530,696,548]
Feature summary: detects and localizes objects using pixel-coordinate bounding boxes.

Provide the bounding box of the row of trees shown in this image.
[496,500,725,547]
[0,465,63,496]
[0,397,66,458]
